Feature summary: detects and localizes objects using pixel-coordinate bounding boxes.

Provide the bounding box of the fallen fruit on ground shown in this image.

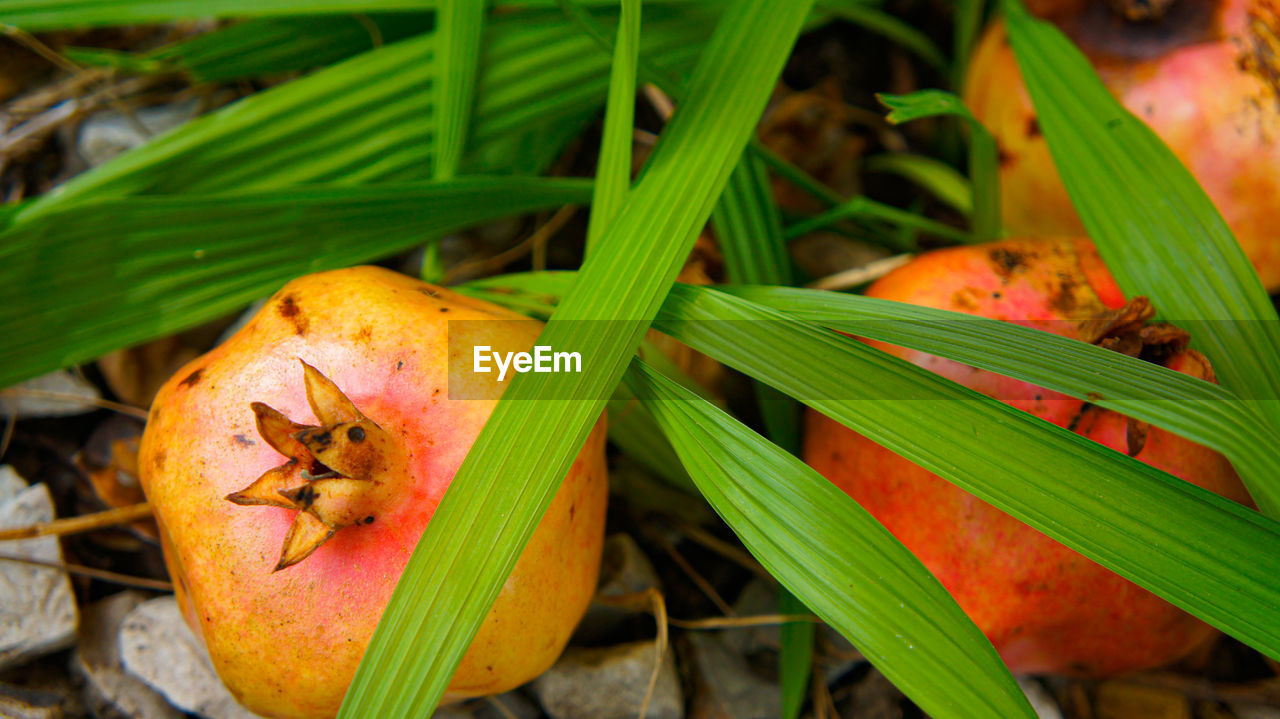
[964,0,1280,290]
[138,266,609,719]
[804,238,1252,676]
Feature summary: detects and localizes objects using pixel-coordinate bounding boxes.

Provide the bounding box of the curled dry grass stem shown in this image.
[593,588,669,719]
[440,204,579,285]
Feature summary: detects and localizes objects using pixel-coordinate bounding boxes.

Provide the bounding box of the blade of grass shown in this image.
[0,177,592,388]
[952,0,986,89]
[146,14,436,82]
[783,194,966,248]
[1002,0,1280,419]
[878,90,998,240]
[865,152,971,216]
[434,2,486,180]
[778,588,813,719]
[583,0,640,254]
[338,2,816,715]
[651,285,1280,659]
[0,0,677,30]
[626,360,1036,719]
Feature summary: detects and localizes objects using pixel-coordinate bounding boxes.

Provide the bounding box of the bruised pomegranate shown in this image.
[964,0,1280,290]
[804,238,1251,676]
[138,266,608,718]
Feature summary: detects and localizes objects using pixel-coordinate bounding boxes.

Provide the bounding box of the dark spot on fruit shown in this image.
[153,449,167,472]
[277,294,310,336]
[1034,394,1043,401]
[347,426,366,442]
[397,360,404,370]
[831,450,843,463]
[357,326,372,341]
[364,515,375,525]
[996,143,1015,168]
[989,247,1025,276]
[992,291,1002,299]
[1025,117,1041,138]
[233,433,256,447]
[569,502,576,521]
[433,388,440,396]
[179,368,204,388]
[304,430,332,448]
[440,307,449,313]
[418,287,439,297]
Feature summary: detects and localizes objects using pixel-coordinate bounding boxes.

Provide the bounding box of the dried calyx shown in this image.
[1076,296,1206,456]
[226,361,399,571]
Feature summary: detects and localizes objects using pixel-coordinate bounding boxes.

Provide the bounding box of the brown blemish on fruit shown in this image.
[1238,9,1280,110]
[396,360,404,371]
[277,294,310,336]
[440,307,450,313]
[952,288,981,311]
[989,247,1026,277]
[1026,117,1042,138]
[153,449,167,473]
[418,287,440,297]
[233,433,256,447]
[179,368,204,388]
[357,326,372,342]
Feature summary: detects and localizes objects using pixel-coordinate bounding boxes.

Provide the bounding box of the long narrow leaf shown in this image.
[626,360,1035,719]
[0,178,591,388]
[338,2,816,715]
[584,0,640,253]
[434,2,486,180]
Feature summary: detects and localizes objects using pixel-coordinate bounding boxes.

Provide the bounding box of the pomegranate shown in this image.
[963,0,1280,290]
[138,266,608,718]
[804,238,1251,676]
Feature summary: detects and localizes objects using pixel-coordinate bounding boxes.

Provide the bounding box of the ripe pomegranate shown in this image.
[964,0,1280,290]
[804,238,1251,676]
[138,267,608,719]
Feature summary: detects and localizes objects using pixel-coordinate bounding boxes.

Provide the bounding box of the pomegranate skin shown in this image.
[964,0,1280,290]
[804,239,1251,676]
[139,267,608,718]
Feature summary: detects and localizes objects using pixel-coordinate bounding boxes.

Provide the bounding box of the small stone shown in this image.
[1017,676,1064,719]
[573,534,663,644]
[532,639,682,719]
[687,632,778,719]
[720,578,778,657]
[0,370,101,418]
[119,596,267,719]
[0,681,63,719]
[1095,681,1190,719]
[0,470,78,671]
[73,591,182,719]
[76,99,200,167]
